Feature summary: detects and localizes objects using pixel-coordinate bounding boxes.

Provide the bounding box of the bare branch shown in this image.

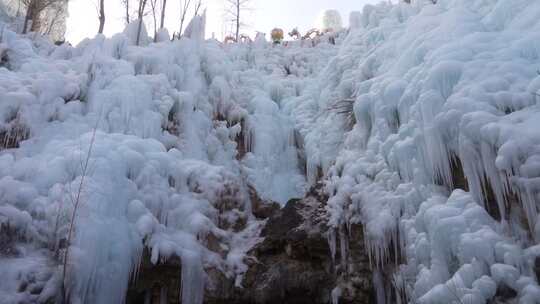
[193,0,202,17]
[223,0,251,42]
[159,0,167,29]
[98,0,105,34]
[135,0,148,45]
[121,0,130,24]
[62,122,99,301]
[178,0,192,38]
[19,0,68,38]
[149,0,158,41]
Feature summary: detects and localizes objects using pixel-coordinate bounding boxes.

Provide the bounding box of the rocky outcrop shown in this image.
[127,185,375,304]
[238,196,335,304]
[207,185,374,304]
[126,250,182,304]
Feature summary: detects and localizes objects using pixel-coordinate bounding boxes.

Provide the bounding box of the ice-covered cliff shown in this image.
[290,1,540,303]
[0,17,316,303]
[1,0,540,304]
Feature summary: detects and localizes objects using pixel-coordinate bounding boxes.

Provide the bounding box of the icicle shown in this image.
[243,121,253,154]
[365,230,373,269]
[306,156,321,185]
[460,137,513,222]
[392,226,399,266]
[331,286,342,304]
[516,180,539,236]
[339,224,349,271]
[460,136,487,207]
[130,245,144,286]
[392,273,406,304]
[328,228,337,264]
[419,90,456,189]
[373,269,387,304]
[180,251,205,304]
[479,142,509,219]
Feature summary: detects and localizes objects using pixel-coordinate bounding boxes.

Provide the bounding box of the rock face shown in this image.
[214,186,374,304]
[126,250,182,304]
[127,186,375,304]
[240,196,335,304]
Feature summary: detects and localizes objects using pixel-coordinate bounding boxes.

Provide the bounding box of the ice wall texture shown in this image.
[2,0,540,303]
[285,0,540,303]
[0,19,315,303]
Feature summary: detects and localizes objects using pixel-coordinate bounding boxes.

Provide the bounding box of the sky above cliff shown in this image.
[66,0,381,44]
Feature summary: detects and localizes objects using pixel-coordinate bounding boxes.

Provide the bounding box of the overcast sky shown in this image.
[66,0,382,44]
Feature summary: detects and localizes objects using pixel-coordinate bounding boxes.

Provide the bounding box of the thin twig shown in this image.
[62,125,99,300]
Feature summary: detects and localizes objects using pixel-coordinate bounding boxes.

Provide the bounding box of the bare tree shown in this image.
[135,0,148,45]
[97,0,105,34]
[160,0,167,29]
[121,0,130,24]
[149,0,158,41]
[20,0,67,34]
[40,0,68,40]
[193,0,202,17]
[178,0,192,38]
[23,0,39,33]
[224,0,250,42]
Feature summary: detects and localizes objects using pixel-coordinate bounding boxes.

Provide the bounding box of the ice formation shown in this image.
[1,0,540,303]
[183,10,206,41]
[0,13,310,303]
[290,0,540,303]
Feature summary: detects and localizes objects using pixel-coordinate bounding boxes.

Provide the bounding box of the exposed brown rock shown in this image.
[228,188,374,304]
[126,249,182,304]
[249,186,280,220]
[127,186,375,304]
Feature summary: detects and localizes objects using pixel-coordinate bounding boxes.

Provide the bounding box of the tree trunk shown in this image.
[160,0,167,29]
[193,0,201,17]
[135,0,147,46]
[22,4,32,34]
[30,2,41,33]
[136,19,143,46]
[179,18,185,38]
[46,11,60,35]
[16,0,22,17]
[178,0,190,39]
[98,0,105,34]
[125,0,130,24]
[235,1,240,42]
[152,6,157,42]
